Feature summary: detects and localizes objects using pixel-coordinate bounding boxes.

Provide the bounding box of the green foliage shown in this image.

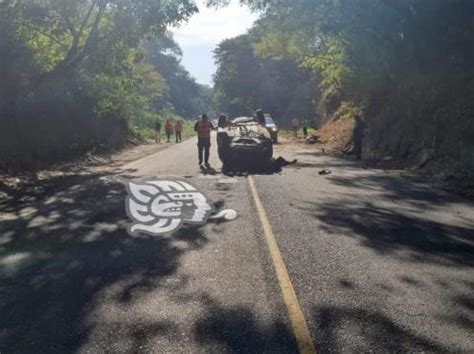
[0,0,204,168]
[214,0,474,164]
[5,0,197,79]
[333,101,362,121]
[130,127,155,141]
[212,27,321,125]
[144,35,213,118]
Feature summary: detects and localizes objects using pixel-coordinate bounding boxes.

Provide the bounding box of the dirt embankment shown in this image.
[299,116,474,198]
[311,116,353,152]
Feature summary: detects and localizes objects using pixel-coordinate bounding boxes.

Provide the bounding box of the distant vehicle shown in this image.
[264,114,278,143]
[217,117,273,166]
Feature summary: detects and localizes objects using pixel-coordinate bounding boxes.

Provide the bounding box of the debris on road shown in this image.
[318,169,332,175]
[274,157,297,168]
[305,135,319,144]
[200,165,217,175]
[209,209,238,221]
[222,156,297,176]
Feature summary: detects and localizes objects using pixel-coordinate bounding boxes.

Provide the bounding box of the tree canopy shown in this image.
[211,0,474,165]
[0,0,210,169]
[213,23,320,124]
[2,0,474,170]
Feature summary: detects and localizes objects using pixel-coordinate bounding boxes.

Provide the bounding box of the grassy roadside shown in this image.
[182,120,197,138]
[132,119,196,141]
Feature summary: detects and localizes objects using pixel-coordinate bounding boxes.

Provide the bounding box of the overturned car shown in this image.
[217,117,273,167]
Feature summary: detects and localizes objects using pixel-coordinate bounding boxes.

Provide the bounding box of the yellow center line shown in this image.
[247,175,317,354]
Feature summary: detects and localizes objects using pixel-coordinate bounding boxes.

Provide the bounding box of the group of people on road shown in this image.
[154,114,216,167]
[156,109,368,169]
[291,117,311,138]
[154,119,183,143]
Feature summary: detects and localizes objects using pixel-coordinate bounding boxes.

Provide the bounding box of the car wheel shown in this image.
[264,141,273,160]
[217,132,231,163]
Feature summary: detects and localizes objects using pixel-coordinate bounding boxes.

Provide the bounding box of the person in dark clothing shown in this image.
[302,118,309,137]
[154,119,162,143]
[175,120,183,143]
[194,114,214,166]
[352,114,367,160]
[255,109,265,126]
[291,117,300,138]
[218,114,229,128]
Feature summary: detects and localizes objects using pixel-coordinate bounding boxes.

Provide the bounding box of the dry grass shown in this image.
[315,117,353,150]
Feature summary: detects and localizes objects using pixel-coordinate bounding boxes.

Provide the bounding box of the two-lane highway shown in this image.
[1,136,473,353]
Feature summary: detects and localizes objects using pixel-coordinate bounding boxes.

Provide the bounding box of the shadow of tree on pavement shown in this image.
[300,200,474,267]
[312,306,447,353]
[193,295,298,354]
[0,173,208,352]
[0,172,298,353]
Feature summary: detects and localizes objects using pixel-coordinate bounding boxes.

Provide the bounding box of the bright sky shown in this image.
[172,0,259,86]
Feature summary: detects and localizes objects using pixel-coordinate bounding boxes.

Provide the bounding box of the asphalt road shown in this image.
[1,135,473,353]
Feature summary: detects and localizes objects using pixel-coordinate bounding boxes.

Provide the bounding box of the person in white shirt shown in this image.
[292,117,300,139]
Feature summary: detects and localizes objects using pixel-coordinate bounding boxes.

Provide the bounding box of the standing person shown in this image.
[292,117,300,139]
[154,119,162,143]
[302,118,309,137]
[218,114,229,128]
[165,119,173,143]
[175,120,183,143]
[352,114,367,160]
[194,114,214,167]
[255,109,265,126]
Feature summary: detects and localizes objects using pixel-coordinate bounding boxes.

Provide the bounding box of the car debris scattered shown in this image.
[305,135,319,144]
[318,169,332,175]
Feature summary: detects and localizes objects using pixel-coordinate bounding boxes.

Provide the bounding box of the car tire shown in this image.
[264,141,273,160]
[217,132,232,164]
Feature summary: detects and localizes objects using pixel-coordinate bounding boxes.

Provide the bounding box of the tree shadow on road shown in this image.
[298,169,474,350]
[432,277,474,334]
[325,171,474,209]
[311,305,447,353]
[193,295,298,354]
[301,200,474,267]
[0,172,210,352]
[0,171,299,353]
